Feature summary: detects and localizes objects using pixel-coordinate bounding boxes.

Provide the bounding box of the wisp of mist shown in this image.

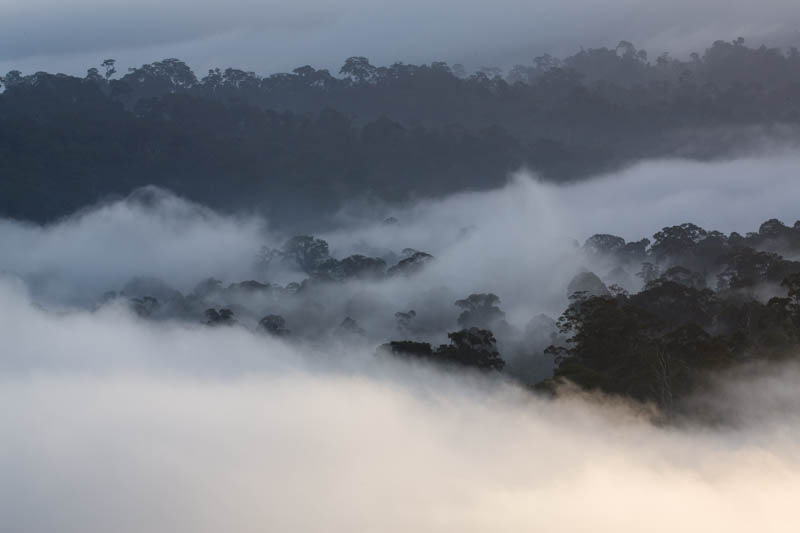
[3,153,800,531]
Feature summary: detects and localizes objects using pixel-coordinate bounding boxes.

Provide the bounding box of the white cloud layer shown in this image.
[2,278,800,532]
[2,154,800,530]
[2,153,799,319]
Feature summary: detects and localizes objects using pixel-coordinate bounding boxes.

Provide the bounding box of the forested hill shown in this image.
[2,38,800,226]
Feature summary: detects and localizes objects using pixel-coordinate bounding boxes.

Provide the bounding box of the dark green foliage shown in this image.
[227,280,271,293]
[584,234,626,256]
[205,308,236,326]
[131,296,159,318]
[455,293,505,329]
[259,314,290,337]
[650,223,708,262]
[259,235,390,283]
[280,236,331,274]
[387,252,433,277]
[316,255,387,282]
[566,272,610,299]
[657,266,707,290]
[630,281,717,331]
[382,327,505,372]
[382,340,434,359]
[716,248,800,290]
[544,246,800,411]
[5,38,800,225]
[192,278,223,298]
[545,291,730,410]
[437,328,505,371]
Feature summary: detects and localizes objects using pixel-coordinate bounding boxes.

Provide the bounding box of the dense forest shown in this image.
[8,0,800,525]
[2,38,800,226]
[90,210,800,419]
[5,36,800,417]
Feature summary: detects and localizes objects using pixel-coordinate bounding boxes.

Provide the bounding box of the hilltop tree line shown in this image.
[2,38,800,225]
[537,217,800,416]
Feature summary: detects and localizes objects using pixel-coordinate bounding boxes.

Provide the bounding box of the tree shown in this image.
[193,278,222,298]
[6,39,800,226]
[387,251,433,277]
[436,328,505,371]
[340,56,377,84]
[455,293,505,329]
[717,247,800,290]
[121,58,198,100]
[101,59,117,80]
[656,266,706,289]
[85,67,103,83]
[259,314,290,337]
[782,272,800,305]
[546,293,663,401]
[583,234,625,256]
[281,236,330,274]
[205,308,236,326]
[381,327,505,371]
[316,254,386,281]
[131,296,159,317]
[2,70,23,89]
[381,340,433,359]
[637,262,661,284]
[651,223,708,260]
[566,272,610,298]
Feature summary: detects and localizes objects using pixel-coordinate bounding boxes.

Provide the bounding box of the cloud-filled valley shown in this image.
[3,153,800,531]
[4,152,800,313]
[3,277,800,532]
[6,2,800,526]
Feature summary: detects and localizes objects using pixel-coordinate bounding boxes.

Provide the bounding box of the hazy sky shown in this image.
[1,0,800,76]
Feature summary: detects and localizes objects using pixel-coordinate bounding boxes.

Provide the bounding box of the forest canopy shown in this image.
[2,38,800,226]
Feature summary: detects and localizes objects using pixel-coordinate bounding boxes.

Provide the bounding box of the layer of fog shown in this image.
[2,153,798,324]
[2,278,800,532]
[3,154,800,530]
[3,0,800,76]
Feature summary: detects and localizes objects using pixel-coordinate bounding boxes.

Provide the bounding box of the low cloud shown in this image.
[2,153,800,321]
[3,154,800,530]
[1,279,800,532]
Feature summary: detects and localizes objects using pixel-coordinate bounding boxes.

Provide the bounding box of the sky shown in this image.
[1,0,800,76]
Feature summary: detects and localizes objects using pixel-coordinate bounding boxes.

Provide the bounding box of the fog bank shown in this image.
[3,153,800,530]
[2,279,800,532]
[2,154,799,320]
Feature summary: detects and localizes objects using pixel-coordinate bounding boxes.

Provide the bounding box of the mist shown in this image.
[3,153,799,316]
[3,0,800,75]
[2,154,800,531]
[5,1,800,526]
[3,276,800,532]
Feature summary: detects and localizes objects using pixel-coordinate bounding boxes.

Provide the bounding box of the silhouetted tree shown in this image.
[259,314,290,337]
[455,293,505,328]
[205,308,235,326]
